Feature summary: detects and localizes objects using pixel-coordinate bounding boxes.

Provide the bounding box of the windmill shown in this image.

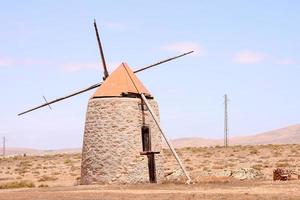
[19,20,193,184]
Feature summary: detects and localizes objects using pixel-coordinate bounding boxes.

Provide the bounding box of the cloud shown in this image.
[61,61,121,73]
[93,20,128,32]
[103,21,127,31]
[275,58,297,65]
[0,55,121,73]
[0,57,15,67]
[61,62,99,72]
[161,42,204,56]
[0,57,49,67]
[234,50,267,64]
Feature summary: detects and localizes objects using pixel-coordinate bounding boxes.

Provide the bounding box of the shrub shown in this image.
[203,153,212,158]
[249,149,259,155]
[211,165,224,170]
[273,151,282,157]
[291,148,298,153]
[73,153,82,160]
[278,159,289,162]
[225,163,236,168]
[191,148,203,153]
[227,158,236,162]
[0,181,35,189]
[276,162,290,168]
[38,184,49,188]
[38,175,58,182]
[259,156,270,159]
[251,164,263,171]
[64,159,72,165]
[233,149,240,152]
[15,161,32,174]
[203,167,211,172]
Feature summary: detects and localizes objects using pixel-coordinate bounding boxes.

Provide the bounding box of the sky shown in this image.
[0,0,299,149]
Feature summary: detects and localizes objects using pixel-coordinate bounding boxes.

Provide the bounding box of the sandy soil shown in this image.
[0,180,300,200]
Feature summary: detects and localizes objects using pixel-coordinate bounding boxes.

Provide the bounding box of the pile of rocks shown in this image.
[273,168,300,181]
[231,168,264,180]
[273,168,291,181]
[165,167,264,183]
[212,168,263,180]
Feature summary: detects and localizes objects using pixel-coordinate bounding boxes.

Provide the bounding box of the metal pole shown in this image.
[140,94,192,183]
[3,137,5,158]
[224,94,228,148]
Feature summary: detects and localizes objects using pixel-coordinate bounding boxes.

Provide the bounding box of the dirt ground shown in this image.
[0,180,300,200]
[1,144,300,199]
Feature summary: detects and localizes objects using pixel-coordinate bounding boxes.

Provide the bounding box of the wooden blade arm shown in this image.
[18,82,102,116]
[94,19,109,80]
[134,51,194,74]
[18,51,193,116]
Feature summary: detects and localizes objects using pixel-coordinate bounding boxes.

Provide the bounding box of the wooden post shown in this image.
[140,94,192,183]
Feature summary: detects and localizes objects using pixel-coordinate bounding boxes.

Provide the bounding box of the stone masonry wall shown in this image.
[81,97,164,184]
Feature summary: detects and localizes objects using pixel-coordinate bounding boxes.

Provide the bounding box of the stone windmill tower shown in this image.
[81,63,164,184]
[18,20,193,184]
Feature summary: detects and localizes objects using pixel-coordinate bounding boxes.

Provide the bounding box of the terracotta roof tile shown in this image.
[92,63,151,98]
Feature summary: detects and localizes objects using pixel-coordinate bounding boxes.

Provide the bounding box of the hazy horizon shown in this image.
[3,123,300,150]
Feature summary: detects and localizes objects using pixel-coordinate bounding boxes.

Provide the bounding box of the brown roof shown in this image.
[92,63,151,98]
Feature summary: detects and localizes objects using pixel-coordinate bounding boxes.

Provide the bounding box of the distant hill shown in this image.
[170,124,300,148]
[2,147,81,156]
[170,137,222,148]
[3,124,300,154]
[2,147,44,156]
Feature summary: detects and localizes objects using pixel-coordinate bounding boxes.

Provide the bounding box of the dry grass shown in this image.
[164,144,300,181]
[38,175,58,182]
[0,153,81,187]
[0,144,300,189]
[38,183,49,188]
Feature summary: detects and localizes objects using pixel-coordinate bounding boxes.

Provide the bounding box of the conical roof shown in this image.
[92,63,151,98]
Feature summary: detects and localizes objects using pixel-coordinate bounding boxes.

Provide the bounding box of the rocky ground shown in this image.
[167,144,300,182]
[0,144,300,199]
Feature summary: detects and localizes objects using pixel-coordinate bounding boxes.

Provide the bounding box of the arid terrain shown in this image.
[1,144,300,199]
[5,124,300,157]
[1,181,300,200]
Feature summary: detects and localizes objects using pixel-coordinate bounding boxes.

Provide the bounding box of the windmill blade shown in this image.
[42,96,52,110]
[18,51,193,116]
[94,19,109,80]
[18,83,102,116]
[134,51,194,73]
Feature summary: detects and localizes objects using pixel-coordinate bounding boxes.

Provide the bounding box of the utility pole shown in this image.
[224,94,228,148]
[2,137,5,158]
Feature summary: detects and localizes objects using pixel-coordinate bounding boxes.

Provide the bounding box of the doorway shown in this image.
[141,125,157,183]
